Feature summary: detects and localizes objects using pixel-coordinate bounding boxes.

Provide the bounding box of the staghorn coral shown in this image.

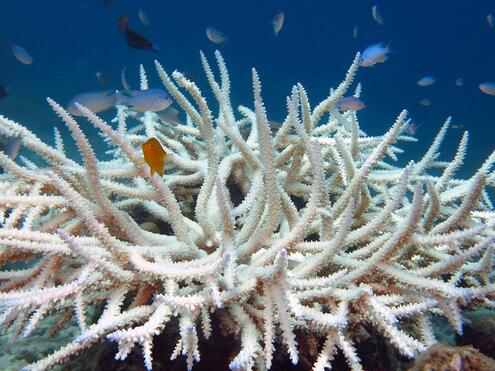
[0,51,495,371]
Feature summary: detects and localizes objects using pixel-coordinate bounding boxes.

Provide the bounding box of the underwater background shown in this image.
[1,0,495,177]
[2,1,495,370]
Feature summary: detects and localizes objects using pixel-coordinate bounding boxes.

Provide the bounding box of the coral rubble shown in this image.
[408,344,495,371]
[1,51,495,370]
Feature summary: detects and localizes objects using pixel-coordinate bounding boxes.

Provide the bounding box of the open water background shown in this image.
[1,0,495,177]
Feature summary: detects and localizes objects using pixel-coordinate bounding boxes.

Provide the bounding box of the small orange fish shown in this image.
[142,138,168,176]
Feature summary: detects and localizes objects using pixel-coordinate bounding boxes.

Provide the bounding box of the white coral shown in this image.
[0,51,494,370]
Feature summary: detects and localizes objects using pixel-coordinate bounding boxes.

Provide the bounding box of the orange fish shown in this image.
[142,138,168,176]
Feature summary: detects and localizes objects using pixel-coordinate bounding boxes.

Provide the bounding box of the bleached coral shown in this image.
[0,51,494,370]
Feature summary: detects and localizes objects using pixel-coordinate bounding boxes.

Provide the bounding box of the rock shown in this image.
[457,309,495,359]
[408,344,495,371]
[139,221,160,234]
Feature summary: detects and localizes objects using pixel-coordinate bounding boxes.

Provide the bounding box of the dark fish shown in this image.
[102,0,113,5]
[117,15,128,30]
[117,16,158,51]
[0,85,7,100]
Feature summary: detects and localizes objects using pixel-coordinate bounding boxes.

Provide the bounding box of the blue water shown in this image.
[1,0,494,177]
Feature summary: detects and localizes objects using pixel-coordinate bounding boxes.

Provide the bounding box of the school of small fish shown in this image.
[2,2,495,168]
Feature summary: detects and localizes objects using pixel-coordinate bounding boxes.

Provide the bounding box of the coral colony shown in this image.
[1,51,495,371]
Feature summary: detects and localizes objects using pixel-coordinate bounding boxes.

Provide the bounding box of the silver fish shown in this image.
[206,27,227,44]
[372,5,384,25]
[479,82,495,96]
[121,66,130,90]
[417,76,436,87]
[488,14,494,28]
[272,12,285,36]
[11,44,33,65]
[67,91,116,116]
[6,135,23,160]
[139,9,150,27]
[116,88,173,112]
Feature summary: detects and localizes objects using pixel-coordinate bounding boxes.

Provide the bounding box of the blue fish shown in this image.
[417,76,436,87]
[359,43,391,67]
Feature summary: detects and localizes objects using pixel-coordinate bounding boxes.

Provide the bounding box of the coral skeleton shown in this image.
[0,51,495,370]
